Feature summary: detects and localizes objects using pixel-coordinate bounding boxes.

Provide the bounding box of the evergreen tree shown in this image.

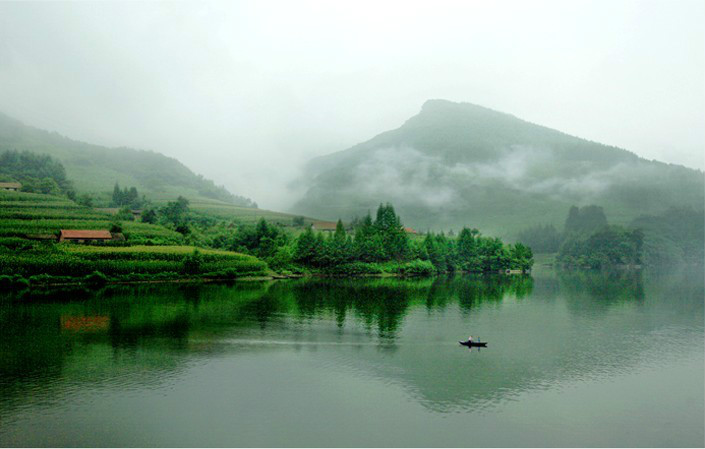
[294,228,318,265]
[564,205,608,235]
[112,183,122,206]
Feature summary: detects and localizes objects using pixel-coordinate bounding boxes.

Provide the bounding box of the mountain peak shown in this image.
[419,99,509,117]
[421,99,457,110]
[294,100,704,235]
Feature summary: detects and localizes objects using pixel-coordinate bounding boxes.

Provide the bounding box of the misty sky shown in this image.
[1,0,703,209]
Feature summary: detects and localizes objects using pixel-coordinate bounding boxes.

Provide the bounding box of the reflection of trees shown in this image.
[456,275,534,312]
[415,275,534,313]
[0,275,534,414]
[3,270,703,427]
[284,276,534,338]
[239,292,281,329]
[0,303,66,408]
[558,270,644,314]
[290,279,418,339]
[0,282,273,399]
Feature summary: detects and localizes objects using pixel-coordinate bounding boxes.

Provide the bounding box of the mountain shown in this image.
[293,100,704,237]
[0,112,255,207]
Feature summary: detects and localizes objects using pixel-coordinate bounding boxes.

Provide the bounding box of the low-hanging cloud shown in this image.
[0,1,703,209]
[333,144,656,210]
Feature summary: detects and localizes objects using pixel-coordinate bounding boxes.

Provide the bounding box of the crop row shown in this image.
[0,192,71,202]
[64,245,256,262]
[0,249,268,277]
[0,219,180,238]
[0,210,110,220]
[0,201,80,209]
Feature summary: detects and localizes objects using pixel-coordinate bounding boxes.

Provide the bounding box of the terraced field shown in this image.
[0,191,182,243]
[0,244,268,278]
[188,198,318,226]
[0,191,269,281]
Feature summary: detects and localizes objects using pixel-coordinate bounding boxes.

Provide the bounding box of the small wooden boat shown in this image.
[459,340,487,347]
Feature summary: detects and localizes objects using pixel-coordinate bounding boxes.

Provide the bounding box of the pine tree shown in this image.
[112,182,122,206]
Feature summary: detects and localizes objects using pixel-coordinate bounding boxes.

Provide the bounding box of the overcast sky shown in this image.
[1,0,703,209]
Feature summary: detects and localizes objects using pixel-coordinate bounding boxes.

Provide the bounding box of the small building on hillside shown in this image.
[311,221,338,232]
[59,230,114,243]
[0,182,21,191]
[404,227,418,235]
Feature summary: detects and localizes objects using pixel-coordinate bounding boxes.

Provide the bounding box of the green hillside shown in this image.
[0,190,182,244]
[187,198,318,227]
[293,99,704,237]
[0,190,268,281]
[0,112,255,207]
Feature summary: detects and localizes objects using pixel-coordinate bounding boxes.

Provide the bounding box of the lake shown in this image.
[1,268,703,447]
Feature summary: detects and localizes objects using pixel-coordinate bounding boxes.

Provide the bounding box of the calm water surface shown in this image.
[1,268,703,447]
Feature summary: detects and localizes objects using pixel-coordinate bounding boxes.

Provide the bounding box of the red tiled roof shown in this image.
[60,230,112,239]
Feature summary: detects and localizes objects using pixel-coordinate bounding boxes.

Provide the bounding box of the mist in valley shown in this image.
[1,4,705,446]
[1,0,704,212]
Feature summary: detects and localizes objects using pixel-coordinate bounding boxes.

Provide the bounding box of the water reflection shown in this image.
[0,269,702,436]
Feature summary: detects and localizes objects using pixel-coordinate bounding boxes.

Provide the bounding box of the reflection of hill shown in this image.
[341,269,702,412]
[0,270,702,416]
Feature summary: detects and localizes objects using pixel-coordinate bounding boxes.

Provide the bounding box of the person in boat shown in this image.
[467,336,473,344]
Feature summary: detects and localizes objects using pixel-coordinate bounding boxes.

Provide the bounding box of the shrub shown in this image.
[85,271,109,286]
[388,259,435,276]
[182,249,203,274]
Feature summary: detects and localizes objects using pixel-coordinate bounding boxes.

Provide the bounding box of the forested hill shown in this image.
[293,99,704,237]
[0,112,255,207]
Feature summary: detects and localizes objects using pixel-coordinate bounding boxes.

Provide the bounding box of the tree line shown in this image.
[205,203,533,275]
[0,150,73,195]
[519,203,703,268]
[519,205,643,268]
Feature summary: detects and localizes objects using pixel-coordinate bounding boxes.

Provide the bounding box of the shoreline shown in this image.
[1,269,534,292]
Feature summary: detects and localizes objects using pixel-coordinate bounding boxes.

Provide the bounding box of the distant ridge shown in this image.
[294,99,704,236]
[0,111,256,206]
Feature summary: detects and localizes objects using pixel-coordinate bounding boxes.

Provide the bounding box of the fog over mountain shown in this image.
[293,100,704,236]
[1,1,703,210]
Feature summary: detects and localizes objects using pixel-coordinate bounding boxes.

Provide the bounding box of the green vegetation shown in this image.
[517,224,561,253]
[0,189,529,287]
[111,182,146,209]
[630,207,704,266]
[187,198,318,226]
[294,100,704,237]
[0,244,268,286]
[0,190,182,244]
[252,203,533,275]
[0,112,255,206]
[0,150,73,195]
[525,204,703,268]
[0,116,325,230]
[557,226,644,269]
[0,190,268,286]
[518,205,608,253]
[564,205,608,235]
